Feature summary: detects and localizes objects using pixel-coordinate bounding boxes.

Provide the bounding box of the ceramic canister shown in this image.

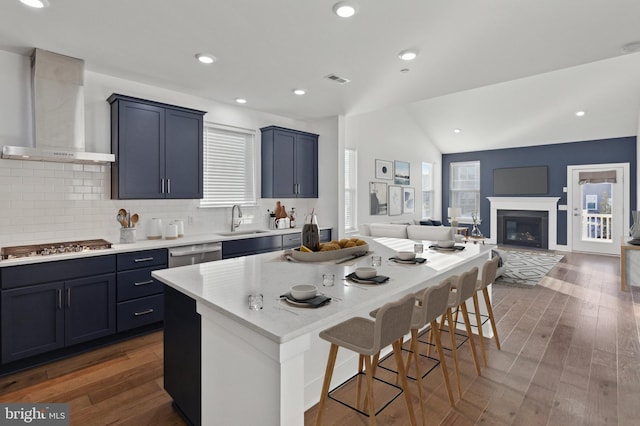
[165,223,178,240]
[173,219,185,237]
[148,218,163,240]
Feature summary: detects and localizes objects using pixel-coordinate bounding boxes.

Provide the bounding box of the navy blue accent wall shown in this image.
[442,136,636,245]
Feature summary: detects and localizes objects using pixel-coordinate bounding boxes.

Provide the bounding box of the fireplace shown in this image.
[487,197,559,249]
[497,210,548,249]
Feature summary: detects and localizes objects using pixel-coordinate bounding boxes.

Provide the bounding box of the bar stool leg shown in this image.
[356,355,364,410]
[393,339,418,426]
[483,287,501,350]
[315,344,339,426]
[363,355,376,426]
[472,293,488,366]
[431,319,455,406]
[460,302,481,376]
[445,308,462,399]
[409,329,427,425]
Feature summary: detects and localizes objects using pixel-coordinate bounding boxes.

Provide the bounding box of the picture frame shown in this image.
[388,185,403,216]
[369,182,388,215]
[375,159,393,180]
[394,160,410,185]
[403,187,415,214]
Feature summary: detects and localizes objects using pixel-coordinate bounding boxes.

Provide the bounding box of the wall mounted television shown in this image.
[493,166,548,195]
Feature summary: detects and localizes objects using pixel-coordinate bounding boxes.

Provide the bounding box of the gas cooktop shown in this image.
[1,239,112,260]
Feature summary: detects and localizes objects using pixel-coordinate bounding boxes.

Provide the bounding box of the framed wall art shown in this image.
[403,187,415,214]
[388,185,403,216]
[375,159,393,180]
[394,160,410,185]
[369,182,388,215]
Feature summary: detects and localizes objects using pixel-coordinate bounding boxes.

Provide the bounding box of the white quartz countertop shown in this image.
[0,227,328,268]
[152,237,492,344]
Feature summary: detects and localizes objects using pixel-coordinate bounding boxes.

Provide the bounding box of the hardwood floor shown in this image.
[0,251,637,425]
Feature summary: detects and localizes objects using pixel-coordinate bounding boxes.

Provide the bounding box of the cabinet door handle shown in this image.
[134,308,154,316]
[134,257,154,263]
[134,280,154,286]
[67,288,71,308]
[57,289,62,309]
[167,178,171,194]
[161,179,165,194]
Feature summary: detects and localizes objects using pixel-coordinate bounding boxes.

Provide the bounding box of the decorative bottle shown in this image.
[302,212,320,251]
[289,207,296,228]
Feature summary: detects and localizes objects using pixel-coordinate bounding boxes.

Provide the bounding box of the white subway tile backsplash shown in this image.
[0,158,291,247]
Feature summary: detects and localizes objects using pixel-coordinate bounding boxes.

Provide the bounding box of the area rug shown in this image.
[494,250,564,288]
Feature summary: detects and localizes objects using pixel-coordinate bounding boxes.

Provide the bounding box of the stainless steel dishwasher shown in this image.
[168,242,222,267]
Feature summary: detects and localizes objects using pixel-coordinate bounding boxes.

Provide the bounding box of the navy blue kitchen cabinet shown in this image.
[261,126,318,198]
[0,256,117,364]
[116,249,167,332]
[109,94,206,200]
[222,235,282,259]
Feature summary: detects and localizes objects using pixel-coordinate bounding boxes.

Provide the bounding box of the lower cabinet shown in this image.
[163,285,201,426]
[1,273,116,364]
[116,249,167,332]
[223,229,332,258]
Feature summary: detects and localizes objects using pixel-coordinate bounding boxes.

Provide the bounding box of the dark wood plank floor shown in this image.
[1,251,636,425]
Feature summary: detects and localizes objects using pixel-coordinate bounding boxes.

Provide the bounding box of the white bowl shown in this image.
[396,251,416,261]
[437,240,455,248]
[355,267,377,279]
[290,284,317,300]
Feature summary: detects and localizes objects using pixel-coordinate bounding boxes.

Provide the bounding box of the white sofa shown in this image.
[359,223,456,241]
[358,222,507,278]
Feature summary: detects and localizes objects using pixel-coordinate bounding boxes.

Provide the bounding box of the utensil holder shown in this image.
[120,227,137,244]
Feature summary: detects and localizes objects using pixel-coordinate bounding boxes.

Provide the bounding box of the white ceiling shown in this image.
[2,0,640,153]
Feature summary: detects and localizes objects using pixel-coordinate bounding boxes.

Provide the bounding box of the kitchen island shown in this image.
[152,237,492,426]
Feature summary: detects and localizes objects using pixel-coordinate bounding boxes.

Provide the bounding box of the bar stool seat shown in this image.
[315,293,418,426]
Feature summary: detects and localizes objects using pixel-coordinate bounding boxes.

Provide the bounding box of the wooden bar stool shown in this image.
[315,294,418,426]
[472,256,501,366]
[439,267,481,398]
[405,277,456,408]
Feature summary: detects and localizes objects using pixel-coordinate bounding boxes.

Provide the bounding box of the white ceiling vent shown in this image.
[325,74,351,84]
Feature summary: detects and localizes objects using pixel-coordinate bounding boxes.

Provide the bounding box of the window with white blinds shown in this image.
[344,148,357,232]
[200,124,256,207]
[422,162,433,218]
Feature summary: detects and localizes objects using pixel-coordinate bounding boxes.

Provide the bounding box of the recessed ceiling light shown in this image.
[293,89,306,96]
[332,1,358,18]
[398,50,418,61]
[575,111,585,117]
[235,98,247,104]
[453,128,462,133]
[20,0,50,8]
[195,53,216,64]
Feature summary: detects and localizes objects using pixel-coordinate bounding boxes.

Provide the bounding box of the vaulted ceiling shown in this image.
[2,0,640,153]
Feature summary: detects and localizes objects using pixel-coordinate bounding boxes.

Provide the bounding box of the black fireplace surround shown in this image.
[497,209,548,249]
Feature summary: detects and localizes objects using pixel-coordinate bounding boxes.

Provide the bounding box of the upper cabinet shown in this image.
[261,126,318,198]
[108,94,206,199]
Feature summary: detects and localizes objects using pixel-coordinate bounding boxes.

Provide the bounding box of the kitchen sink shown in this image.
[217,230,270,236]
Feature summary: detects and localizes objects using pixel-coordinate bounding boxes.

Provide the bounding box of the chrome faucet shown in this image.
[231,204,243,231]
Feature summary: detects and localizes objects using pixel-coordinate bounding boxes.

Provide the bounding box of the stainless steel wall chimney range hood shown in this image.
[1,49,115,164]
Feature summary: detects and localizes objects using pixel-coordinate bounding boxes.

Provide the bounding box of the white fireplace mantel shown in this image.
[487,197,560,249]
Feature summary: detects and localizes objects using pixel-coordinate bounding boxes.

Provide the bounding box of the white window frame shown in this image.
[344,148,357,233]
[200,123,257,208]
[421,162,433,219]
[450,160,480,222]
